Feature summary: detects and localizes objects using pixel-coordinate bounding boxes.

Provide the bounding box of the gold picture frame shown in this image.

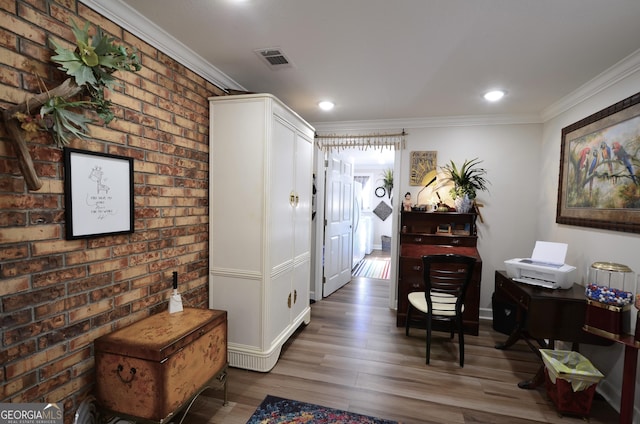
[557,91,640,233]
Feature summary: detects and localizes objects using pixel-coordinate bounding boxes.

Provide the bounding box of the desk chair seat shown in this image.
[405,254,476,367]
[407,292,463,316]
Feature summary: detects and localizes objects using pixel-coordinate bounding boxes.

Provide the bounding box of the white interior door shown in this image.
[322,154,354,297]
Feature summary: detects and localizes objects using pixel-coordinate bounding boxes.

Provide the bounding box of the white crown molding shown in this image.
[79,0,246,92]
[541,48,640,122]
[80,0,639,128]
[312,113,542,132]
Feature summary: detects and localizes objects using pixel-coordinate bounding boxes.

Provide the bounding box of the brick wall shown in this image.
[0,1,224,421]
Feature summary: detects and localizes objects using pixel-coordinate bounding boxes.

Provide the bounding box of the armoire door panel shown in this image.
[270,118,295,269]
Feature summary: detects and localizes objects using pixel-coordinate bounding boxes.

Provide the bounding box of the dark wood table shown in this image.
[493,270,611,389]
[582,325,639,424]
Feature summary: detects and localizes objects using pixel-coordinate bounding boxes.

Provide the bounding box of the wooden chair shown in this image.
[405,254,476,367]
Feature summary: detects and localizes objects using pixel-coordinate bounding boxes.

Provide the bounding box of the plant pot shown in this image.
[454,194,473,213]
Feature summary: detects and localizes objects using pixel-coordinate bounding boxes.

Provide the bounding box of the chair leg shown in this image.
[426,314,432,365]
[458,318,465,367]
[405,304,412,336]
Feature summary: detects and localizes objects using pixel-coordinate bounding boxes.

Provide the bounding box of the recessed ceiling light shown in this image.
[484,90,505,102]
[319,101,334,111]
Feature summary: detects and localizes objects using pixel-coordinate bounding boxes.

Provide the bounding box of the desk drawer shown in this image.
[397,257,423,319]
[400,234,477,247]
[399,257,424,289]
[496,276,529,310]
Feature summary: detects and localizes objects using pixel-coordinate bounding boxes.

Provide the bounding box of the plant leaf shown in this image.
[50,43,80,63]
[70,20,90,46]
[73,65,98,87]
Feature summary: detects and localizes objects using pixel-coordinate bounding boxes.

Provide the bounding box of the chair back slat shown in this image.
[422,254,476,315]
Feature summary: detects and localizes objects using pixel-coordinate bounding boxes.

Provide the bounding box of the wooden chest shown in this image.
[94,308,227,423]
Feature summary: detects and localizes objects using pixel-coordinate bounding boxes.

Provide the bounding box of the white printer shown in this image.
[504,241,576,289]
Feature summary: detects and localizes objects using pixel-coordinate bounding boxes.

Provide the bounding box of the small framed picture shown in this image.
[64,147,134,239]
[436,224,451,234]
[409,151,437,186]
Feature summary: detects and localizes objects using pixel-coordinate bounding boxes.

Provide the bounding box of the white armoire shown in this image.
[208,93,314,372]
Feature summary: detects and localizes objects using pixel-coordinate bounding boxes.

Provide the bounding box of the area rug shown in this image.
[352,258,390,279]
[246,395,398,424]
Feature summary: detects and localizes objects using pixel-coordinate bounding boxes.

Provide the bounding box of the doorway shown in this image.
[314,147,398,304]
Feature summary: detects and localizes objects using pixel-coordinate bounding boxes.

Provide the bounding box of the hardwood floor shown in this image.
[179,266,620,423]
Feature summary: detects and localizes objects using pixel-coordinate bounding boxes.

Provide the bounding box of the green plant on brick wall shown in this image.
[12,20,141,147]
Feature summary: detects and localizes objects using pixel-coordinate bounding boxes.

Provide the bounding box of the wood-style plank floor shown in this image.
[178,255,620,423]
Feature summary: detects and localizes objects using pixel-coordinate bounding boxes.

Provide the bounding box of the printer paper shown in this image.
[530,241,567,266]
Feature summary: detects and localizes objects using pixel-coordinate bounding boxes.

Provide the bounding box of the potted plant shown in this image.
[381,168,393,198]
[440,158,489,212]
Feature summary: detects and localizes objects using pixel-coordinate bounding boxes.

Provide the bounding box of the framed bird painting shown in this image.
[557,90,640,234]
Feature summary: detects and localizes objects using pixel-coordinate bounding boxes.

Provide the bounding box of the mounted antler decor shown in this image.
[1,20,141,191]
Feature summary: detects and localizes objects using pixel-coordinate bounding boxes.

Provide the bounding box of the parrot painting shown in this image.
[612,142,638,184]
[600,141,613,175]
[588,149,598,196]
[588,149,598,176]
[577,147,591,186]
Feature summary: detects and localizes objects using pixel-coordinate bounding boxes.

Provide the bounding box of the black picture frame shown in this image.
[556,91,640,233]
[64,147,134,239]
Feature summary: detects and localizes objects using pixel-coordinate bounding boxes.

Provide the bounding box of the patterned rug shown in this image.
[246,395,399,424]
[352,258,390,279]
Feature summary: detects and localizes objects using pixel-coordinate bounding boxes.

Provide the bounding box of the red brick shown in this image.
[1,339,37,367]
[0,0,212,408]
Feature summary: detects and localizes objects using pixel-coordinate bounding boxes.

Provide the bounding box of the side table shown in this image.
[582,327,638,424]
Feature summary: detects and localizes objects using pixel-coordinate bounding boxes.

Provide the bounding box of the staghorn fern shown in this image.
[20,19,142,147]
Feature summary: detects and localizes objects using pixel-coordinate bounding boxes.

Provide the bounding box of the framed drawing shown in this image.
[557,91,640,233]
[409,151,437,186]
[64,147,134,239]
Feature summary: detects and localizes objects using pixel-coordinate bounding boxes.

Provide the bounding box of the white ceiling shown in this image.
[88,0,640,129]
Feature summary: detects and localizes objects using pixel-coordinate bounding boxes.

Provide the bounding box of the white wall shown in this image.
[538,69,640,420]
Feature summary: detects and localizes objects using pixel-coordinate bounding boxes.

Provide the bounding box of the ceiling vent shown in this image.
[255,47,293,69]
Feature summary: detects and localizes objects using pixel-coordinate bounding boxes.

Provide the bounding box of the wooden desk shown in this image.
[398,211,481,334]
[494,270,610,388]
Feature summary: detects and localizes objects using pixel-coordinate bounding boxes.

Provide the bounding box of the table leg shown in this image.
[495,323,524,350]
[620,345,637,424]
[517,365,545,389]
